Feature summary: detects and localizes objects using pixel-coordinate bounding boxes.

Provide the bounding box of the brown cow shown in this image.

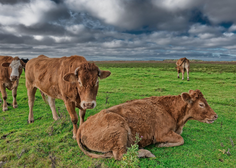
[25,55,111,138]
[176,57,190,81]
[77,89,217,160]
[0,56,25,111]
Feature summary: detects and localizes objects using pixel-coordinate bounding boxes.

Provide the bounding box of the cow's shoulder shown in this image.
[59,55,88,71]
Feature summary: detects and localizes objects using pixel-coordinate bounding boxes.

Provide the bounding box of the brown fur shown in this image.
[0,56,25,111]
[25,55,111,138]
[176,57,190,81]
[77,89,217,160]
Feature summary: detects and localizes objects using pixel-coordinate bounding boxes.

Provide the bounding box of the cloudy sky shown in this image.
[1,0,236,61]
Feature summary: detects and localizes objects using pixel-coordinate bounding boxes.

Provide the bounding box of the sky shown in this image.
[1,0,236,61]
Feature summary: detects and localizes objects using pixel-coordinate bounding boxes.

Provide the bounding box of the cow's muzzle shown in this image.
[206,114,218,124]
[81,101,96,109]
[10,76,18,81]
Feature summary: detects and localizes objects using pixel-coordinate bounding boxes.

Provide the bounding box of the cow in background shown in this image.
[176,57,190,81]
[77,89,217,160]
[25,55,111,139]
[0,56,25,111]
[20,58,29,72]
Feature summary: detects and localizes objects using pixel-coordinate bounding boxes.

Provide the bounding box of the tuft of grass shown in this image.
[120,133,142,168]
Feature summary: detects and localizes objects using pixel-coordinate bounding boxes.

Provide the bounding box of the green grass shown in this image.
[0,62,236,167]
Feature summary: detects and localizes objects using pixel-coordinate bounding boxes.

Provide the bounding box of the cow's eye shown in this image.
[78,80,82,86]
[199,103,205,108]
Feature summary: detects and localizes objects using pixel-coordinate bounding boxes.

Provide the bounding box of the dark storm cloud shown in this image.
[0,0,30,4]
[0,0,236,60]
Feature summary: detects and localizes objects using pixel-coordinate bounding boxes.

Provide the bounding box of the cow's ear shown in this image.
[99,70,111,79]
[181,92,193,104]
[20,60,26,67]
[2,62,10,67]
[63,73,78,83]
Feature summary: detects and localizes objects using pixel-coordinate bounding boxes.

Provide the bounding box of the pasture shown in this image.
[0,61,236,167]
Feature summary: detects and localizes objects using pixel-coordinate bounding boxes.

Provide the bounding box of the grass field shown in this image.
[0,62,236,167]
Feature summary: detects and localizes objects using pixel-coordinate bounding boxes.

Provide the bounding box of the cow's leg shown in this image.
[27,86,37,123]
[176,125,184,135]
[64,101,78,139]
[182,69,184,80]
[48,96,60,121]
[0,84,8,111]
[79,109,86,126]
[157,131,184,147]
[113,147,127,160]
[187,67,189,81]
[0,91,2,103]
[12,87,18,108]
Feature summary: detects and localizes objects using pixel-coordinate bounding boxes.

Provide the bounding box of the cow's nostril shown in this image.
[91,103,94,108]
[215,115,218,119]
[10,76,17,80]
[83,103,86,107]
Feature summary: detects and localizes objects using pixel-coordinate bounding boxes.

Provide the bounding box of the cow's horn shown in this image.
[98,68,101,77]
[74,67,80,75]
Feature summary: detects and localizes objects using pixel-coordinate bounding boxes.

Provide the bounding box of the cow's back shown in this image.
[0,56,13,81]
[25,55,88,99]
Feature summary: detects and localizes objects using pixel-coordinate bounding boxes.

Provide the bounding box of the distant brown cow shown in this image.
[0,56,25,111]
[176,57,190,81]
[77,89,217,160]
[25,55,111,138]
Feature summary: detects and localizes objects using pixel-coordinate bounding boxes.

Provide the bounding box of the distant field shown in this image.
[0,61,236,167]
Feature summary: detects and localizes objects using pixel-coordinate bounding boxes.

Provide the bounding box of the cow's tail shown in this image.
[40,90,48,104]
[183,62,186,72]
[77,128,113,159]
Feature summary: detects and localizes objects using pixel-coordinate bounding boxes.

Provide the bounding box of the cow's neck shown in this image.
[157,95,191,128]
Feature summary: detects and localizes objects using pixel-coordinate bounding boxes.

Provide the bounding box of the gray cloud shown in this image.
[0,0,235,61]
[0,0,30,4]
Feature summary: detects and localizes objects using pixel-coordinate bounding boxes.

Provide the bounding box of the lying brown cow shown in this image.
[176,57,190,81]
[77,89,217,160]
[25,55,111,138]
[0,56,25,111]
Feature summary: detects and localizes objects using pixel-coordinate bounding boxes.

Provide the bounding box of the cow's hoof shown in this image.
[73,135,77,140]
[53,116,60,121]
[157,143,166,148]
[13,104,18,108]
[182,79,184,80]
[187,79,189,81]
[28,120,34,123]
[3,107,8,111]
[178,76,179,78]
[138,149,156,158]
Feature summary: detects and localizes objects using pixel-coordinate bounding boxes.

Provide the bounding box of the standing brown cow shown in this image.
[25,55,111,138]
[0,56,25,111]
[77,89,217,160]
[176,57,190,81]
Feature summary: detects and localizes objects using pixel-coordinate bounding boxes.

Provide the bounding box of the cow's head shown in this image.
[175,66,181,73]
[1,57,25,81]
[181,89,218,124]
[63,63,111,110]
